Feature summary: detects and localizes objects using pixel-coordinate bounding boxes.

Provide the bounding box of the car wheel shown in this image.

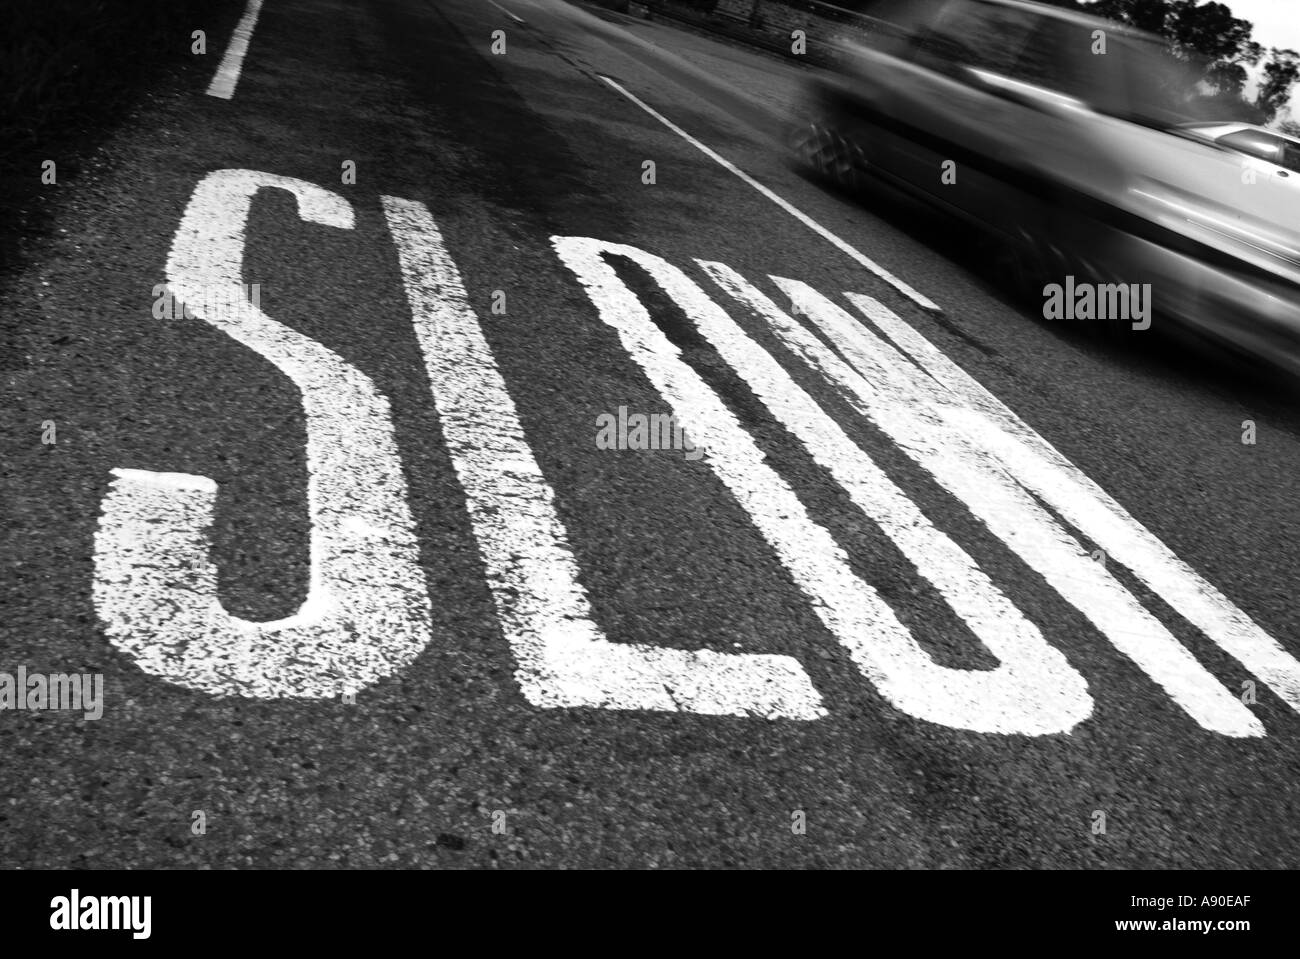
[1074,252,1132,341]
[792,122,864,192]
[993,225,1053,304]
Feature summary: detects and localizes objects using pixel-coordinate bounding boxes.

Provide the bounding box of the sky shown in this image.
[1225,0,1300,54]
[1216,0,1300,120]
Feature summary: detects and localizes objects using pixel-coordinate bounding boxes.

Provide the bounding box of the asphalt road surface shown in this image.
[4,0,1300,869]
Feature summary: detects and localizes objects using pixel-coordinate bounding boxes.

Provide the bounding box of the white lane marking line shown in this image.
[597,74,941,313]
[706,262,1261,736]
[847,294,1300,718]
[487,0,526,23]
[553,235,1089,734]
[382,197,825,719]
[206,0,265,100]
[94,170,433,700]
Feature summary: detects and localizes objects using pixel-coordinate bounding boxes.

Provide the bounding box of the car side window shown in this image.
[1218,129,1285,165]
[1009,18,1090,100]
[908,25,973,73]
[908,0,1037,80]
[1282,142,1300,173]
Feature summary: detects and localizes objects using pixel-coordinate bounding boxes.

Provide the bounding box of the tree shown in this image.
[1080,0,1283,120]
[946,0,1295,122]
[1089,0,1171,34]
[1086,0,1260,74]
[1167,0,1257,67]
[1256,49,1300,122]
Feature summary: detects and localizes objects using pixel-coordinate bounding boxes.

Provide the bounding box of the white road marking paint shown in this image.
[553,235,1090,734]
[94,170,433,700]
[92,163,1290,736]
[382,197,824,719]
[596,75,941,314]
[487,0,526,23]
[206,0,265,100]
[841,293,1300,719]
[705,264,1263,736]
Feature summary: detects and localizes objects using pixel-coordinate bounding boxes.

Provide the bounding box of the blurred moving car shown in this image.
[792,0,1300,374]
[1177,121,1300,178]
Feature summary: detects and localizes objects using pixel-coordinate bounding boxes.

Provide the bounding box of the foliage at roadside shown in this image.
[1046,0,1298,123]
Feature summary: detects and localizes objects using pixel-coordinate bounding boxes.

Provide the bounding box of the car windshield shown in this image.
[1015,18,1199,125]
[1284,141,1300,173]
[1111,34,1201,126]
[907,1,1037,78]
[902,0,1201,127]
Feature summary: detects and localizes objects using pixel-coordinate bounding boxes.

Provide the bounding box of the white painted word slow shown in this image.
[92,169,1300,739]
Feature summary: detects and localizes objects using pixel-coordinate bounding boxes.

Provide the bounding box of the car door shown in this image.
[1282,140,1300,175]
[877,0,1041,222]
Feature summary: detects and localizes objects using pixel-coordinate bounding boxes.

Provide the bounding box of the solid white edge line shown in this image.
[597,74,941,313]
[206,0,265,100]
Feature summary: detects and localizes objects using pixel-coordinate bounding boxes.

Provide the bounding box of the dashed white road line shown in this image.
[597,74,941,314]
[206,0,265,100]
[487,0,526,23]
